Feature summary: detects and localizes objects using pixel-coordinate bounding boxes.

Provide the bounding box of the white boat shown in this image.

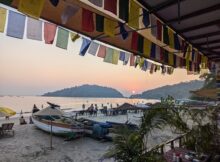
[32,115,84,137]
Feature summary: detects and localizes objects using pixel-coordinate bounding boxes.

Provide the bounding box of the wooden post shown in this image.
[160,145,164,154]
[171,140,174,149]
[179,137,182,147]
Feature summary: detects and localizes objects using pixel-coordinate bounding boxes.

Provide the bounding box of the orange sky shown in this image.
[0,32,200,96]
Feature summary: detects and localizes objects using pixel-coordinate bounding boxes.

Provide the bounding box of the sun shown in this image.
[132,90,135,94]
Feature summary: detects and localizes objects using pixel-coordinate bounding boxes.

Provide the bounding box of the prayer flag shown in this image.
[56,27,69,49]
[124,53,130,65]
[174,33,180,50]
[119,0,129,22]
[160,47,164,61]
[112,50,120,65]
[70,32,80,42]
[79,37,91,56]
[173,54,177,67]
[44,22,57,44]
[168,52,174,66]
[150,43,156,59]
[164,51,169,64]
[135,56,140,68]
[155,46,160,60]
[131,31,138,51]
[96,14,104,32]
[61,5,79,24]
[104,18,116,37]
[137,35,144,54]
[104,48,114,63]
[143,38,151,58]
[18,0,45,19]
[156,19,162,41]
[27,17,42,41]
[0,7,6,33]
[139,57,145,68]
[150,14,157,37]
[104,0,117,15]
[128,0,140,29]
[142,9,149,27]
[130,54,135,66]
[191,49,195,62]
[119,51,125,61]
[97,45,106,58]
[119,22,128,40]
[7,11,26,39]
[88,41,99,56]
[88,0,102,7]
[163,25,169,45]
[168,28,174,48]
[142,60,148,71]
[82,8,94,32]
[49,0,59,7]
[0,0,13,6]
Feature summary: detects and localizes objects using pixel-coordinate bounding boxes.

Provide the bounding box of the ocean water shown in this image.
[0,96,159,113]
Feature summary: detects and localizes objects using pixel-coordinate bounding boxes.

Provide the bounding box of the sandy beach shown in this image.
[0,113,178,162]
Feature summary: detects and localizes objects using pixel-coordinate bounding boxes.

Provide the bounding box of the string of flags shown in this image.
[0,0,210,75]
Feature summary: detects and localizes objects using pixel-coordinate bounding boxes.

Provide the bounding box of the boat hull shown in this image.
[32,116,84,136]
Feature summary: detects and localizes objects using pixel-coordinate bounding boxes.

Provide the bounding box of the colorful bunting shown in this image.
[174,33,181,50]
[142,9,150,27]
[104,48,114,63]
[88,41,99,56]
[119,23,128,40]
[44,22,57,44]
[164,51,169,64]
[128,0,140,29]
[135,56,140,68]
[97,45,106,58]
[137,35,144,54]
[79,37,91,56]
[18,0,45,19]
[119,0,129,22]
[104,18,117,37]
[95,14,104,32]
[156,19,162,41]
[143,38,151,58]
[142,60,148,71]
[150,14,157,37]
[130,54,135,66]
[163,25,169,45]
[150,43,156,59]
[82,8,94,32]
[123,53,130,65]
[112,50,120,65]
[56,27,69,49]
[0,7,6,33]
[88,0,102,7]
[131,31,138,51]
[70,32,80,42]
[168,52,174,66]
[26,17,42,41]
[7,11,26,39]
[168,28,175,49]
[155,46,160,61]
[0,0,13,6]
[61,5,79,24]
[104,0,117,15]
[160,47,164,62]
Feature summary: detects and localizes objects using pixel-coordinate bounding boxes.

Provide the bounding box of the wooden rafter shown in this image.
[188,31,220,40]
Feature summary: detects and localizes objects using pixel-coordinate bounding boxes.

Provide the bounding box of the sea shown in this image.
[0,96,159,114]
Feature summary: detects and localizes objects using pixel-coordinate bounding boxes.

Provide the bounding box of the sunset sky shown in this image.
[0,32,200,96]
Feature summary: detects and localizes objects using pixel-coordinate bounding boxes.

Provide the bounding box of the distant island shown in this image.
[43,84,124,98]
[130,80,204,99]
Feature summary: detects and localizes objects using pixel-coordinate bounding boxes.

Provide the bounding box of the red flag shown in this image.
[82,8,94,32]
[131,32,138,51]
[156,20,162,41]
[104,0,117,15]
[160,47,164,61]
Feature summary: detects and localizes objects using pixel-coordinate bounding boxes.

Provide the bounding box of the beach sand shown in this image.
[0,117,113,162]
[0,114,178,162]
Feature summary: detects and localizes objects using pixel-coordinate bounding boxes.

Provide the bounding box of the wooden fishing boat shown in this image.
[32,115,84,137]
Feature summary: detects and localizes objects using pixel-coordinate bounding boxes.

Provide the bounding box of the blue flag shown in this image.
[142,9,150,27]
[80,37,91,56]
[119,23,128,40]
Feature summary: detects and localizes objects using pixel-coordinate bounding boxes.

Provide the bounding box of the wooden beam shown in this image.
[179,19,220,33]
[204,45,220,50]
[151,0,186,12]
[194,39,220,46]
[168,4,220,23]
[188,31,220,40]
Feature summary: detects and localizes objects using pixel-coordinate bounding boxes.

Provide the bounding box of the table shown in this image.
[164,147,209,162]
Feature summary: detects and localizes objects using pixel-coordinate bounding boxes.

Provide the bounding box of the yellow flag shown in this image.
[70,32,80,42]
[112,50,119,65]
[0,7,6,33]
[168,52,174,66]
[18,0,45,19]
[128,0,140,29]
[201,55,208,69]
[104,18,117,37]
[186,46,191,71]
[168,28,174,49]
[139,57,145,68]
[143,39,151,57]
